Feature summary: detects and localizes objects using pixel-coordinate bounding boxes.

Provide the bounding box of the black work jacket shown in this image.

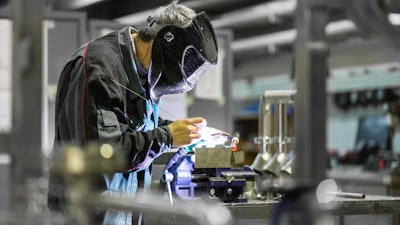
[48,26,173,211]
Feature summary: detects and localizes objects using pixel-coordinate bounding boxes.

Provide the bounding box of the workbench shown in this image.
[224,195,400,225]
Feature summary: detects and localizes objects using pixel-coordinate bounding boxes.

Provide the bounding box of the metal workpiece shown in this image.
[194,147,245,168]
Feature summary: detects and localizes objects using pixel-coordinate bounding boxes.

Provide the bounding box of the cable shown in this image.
[110,78,180,120]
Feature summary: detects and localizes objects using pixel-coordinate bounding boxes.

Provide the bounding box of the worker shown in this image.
[47,0,218,224]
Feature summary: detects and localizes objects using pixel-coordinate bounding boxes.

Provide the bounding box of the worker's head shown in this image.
[139,0,218,104]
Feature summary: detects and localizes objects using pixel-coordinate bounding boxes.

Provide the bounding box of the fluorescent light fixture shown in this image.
[57,0,104,10]
[388,13,400,25]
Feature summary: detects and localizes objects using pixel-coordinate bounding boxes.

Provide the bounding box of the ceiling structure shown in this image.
[45,0,355,61]
[3,0,399,66]
[0,0,375,70]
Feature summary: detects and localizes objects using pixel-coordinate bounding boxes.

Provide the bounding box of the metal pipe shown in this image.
[212,0,296,29]
[258,90,295,155]
[326,191,365,199]
[113,0,357,55]
[233,19,357,55]
[276,100,288,154]
[115,0,296,29]
[115,0,255,26]
[259,96,274,155]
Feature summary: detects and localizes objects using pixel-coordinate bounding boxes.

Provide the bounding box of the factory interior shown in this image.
[1,0,400,224]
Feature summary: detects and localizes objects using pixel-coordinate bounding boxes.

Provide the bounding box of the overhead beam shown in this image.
[52,0,105,10]
[115,0,264,26]
[232,19,357,55]
[212,0,296,29]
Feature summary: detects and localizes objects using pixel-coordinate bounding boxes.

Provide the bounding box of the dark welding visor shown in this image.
[148,11,218,103]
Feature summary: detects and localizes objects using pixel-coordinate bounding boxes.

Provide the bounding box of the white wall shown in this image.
[0,19,12,133]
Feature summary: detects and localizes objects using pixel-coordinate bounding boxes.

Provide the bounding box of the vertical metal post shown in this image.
[392,208,400,225]
[11,0,45,207]
[294,0,329,186]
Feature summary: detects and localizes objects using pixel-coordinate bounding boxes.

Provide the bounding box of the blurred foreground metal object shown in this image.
[50,143,124,225]
[90,192,234,225]
[51,144,234,225]
[0,0,51,223]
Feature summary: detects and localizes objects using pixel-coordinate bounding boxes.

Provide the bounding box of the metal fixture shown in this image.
[251,90,296,199]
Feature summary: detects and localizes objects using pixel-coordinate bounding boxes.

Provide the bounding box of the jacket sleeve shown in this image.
[76,65,173,172]
[158,117,173,126]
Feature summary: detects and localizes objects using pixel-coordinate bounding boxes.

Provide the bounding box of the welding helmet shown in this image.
[148,12,218,103]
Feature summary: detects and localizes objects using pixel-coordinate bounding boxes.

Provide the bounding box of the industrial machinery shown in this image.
[160,90,297,204]
[250,90,297,199]
[162,132,258,203]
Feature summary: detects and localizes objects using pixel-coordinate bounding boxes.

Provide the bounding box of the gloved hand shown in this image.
[167,117,206,147]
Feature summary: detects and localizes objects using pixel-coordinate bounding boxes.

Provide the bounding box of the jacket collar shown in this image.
[118,26,146,100]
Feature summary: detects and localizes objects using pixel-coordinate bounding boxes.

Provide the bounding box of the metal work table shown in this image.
[224,195,400,222]
[332,195,400,217]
